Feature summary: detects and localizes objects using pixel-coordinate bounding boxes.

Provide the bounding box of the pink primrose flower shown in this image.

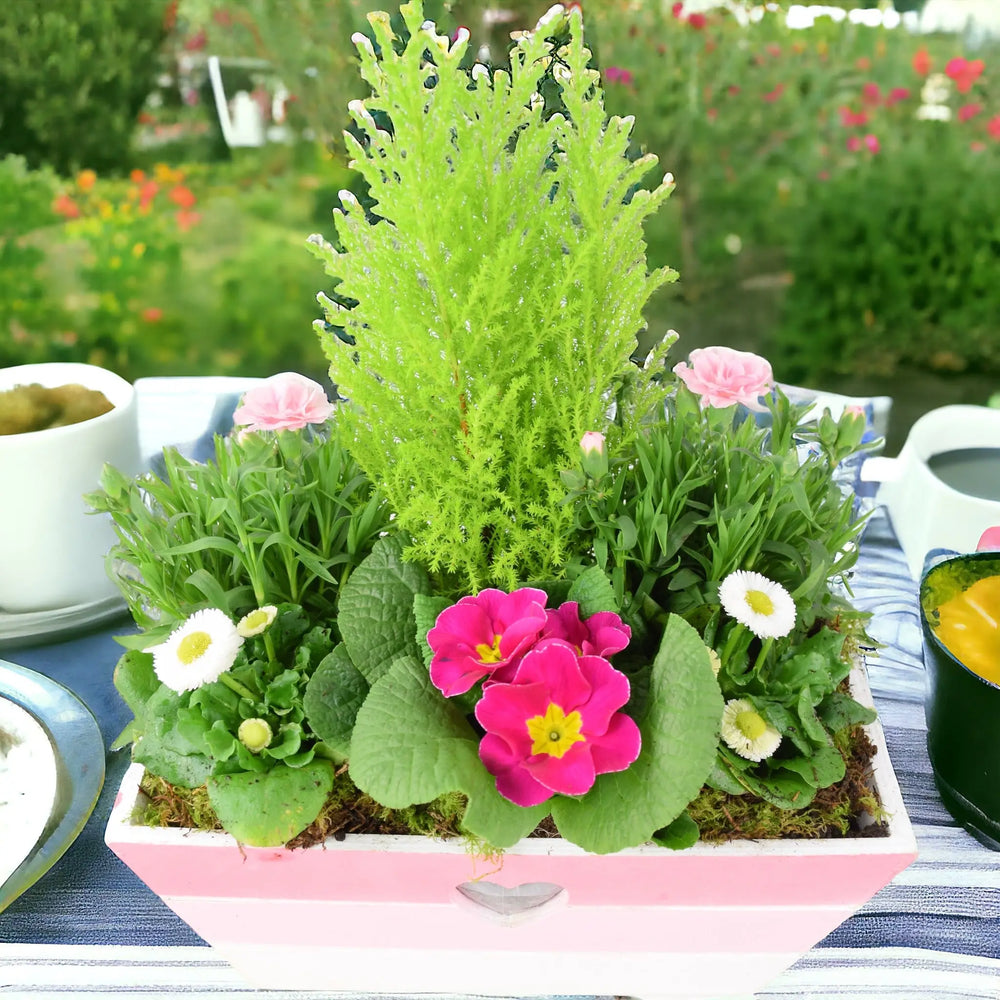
[428,587,548,696]
[232,372,334,433]
[977,527,1000,551]
[673,346,773,410]
[541,602,631,658]
[475,640,641,807]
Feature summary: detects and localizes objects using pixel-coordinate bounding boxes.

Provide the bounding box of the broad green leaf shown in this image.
[743,765,816,809]
[566,565,619,617]
[207,761,334,847]
[797,686,829,745]
[337,535,430,684]
[817,691,877,732]
[652,810,700,850]
[133,734,213,789]
[779,743,846,788]
[550,614,723,853]
[302,644,370,759]
[349,656,547,848]
[412,593,451,668]
[111,651,159,747]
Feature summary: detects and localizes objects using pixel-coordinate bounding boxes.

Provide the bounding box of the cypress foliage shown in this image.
[309,1,676,590]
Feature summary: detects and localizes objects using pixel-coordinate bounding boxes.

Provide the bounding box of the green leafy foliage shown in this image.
[309,1,676,590]
[0,0,169,174]
[89,428,389,628]
[207,761,335,847]
[302,645,370,760]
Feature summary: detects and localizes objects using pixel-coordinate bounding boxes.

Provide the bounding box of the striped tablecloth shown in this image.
[1,388,998,998]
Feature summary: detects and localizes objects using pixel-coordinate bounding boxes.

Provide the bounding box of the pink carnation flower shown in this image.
[672,346,773,410]
[427,588,548,697]
[232,372,334,433]
[475,640,641,807]
[541,602,631,658]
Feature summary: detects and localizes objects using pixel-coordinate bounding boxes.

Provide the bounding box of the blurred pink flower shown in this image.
[673,346,773,410]
[427,588,548,696]
[989,115,1000,140]
[958,103,983,122]
[946,57,984,94]
[475,640,641,806]
[886,87,911,106]
[762,83,785,103]
[541,603,631,659]
[846,136,862,152]
[839,106,868,127]
[862,82,881,105]
[604,66,634,86]
[864,134,880,153]
[233,372,334,433]
[687,12,706,29]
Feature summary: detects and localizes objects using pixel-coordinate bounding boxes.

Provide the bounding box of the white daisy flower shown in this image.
[237,605,278,638]
[720,698,782,762]
[152,609,243,693]
[718,570,796,638]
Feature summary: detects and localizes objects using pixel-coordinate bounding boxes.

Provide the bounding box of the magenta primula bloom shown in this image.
[541,602,631,659]
[475,639,641,807]
[672,346,773,411]
[232,372,334,433]
[427,587,548,696]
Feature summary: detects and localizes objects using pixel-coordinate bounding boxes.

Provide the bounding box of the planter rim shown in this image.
[107,663,917,860]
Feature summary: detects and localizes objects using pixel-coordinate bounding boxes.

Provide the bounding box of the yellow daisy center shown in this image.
[243,609,269,631]
[526,703,586,758]
[177,631,212,664]
[735,709,767,741]
[745,589,775,616]
[475,633,504,664]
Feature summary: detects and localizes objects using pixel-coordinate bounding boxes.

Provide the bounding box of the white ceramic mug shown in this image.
[862,405,1000,580]
[0,362,141,612]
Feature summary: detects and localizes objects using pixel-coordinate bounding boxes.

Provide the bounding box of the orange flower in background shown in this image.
[130,169,146,183]
[52,193,80,219]
[912,48,931,75]
[153,162,183,185]
[855,57,870,71]
[169,185,196,209]
[76,169,97,192]
[141,307,164,323]
[138,180,159,210]
[946,57,985,94]
[175,209,202,232]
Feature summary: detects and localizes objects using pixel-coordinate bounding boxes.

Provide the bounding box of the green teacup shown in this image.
[920,551,1000,851]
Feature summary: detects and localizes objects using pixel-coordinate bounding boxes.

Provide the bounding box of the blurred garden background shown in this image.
[2,0,999,453]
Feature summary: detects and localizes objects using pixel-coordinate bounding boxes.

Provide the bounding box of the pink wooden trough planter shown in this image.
[105,669,917,998]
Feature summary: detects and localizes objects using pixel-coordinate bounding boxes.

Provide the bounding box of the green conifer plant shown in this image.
[308,1,676,590]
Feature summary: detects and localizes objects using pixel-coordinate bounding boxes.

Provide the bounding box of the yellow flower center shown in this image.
[526,703,586,758]
[475,633,504,664]
[736,709,767,741]
[238,718,273,753]
[177,631,211,664]
[745,589,775,616]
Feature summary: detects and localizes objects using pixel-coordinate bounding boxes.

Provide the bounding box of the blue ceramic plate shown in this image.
[0,659,105,912]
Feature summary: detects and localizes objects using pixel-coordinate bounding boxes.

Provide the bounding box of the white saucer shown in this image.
[0,594,129,650]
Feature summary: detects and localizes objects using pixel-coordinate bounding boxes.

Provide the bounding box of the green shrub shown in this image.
[0,0,169,174]
[770,131,1000,380]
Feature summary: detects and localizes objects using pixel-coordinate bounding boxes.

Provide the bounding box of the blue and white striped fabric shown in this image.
[1,399,998,998]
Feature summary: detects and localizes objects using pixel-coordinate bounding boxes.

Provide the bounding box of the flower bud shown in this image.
[238,718,273,753]
[579,431,608,480]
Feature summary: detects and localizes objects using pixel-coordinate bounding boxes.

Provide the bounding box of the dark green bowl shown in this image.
[921,551,1000,851]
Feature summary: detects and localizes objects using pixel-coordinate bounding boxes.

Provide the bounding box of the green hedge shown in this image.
[0,0,169,174]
